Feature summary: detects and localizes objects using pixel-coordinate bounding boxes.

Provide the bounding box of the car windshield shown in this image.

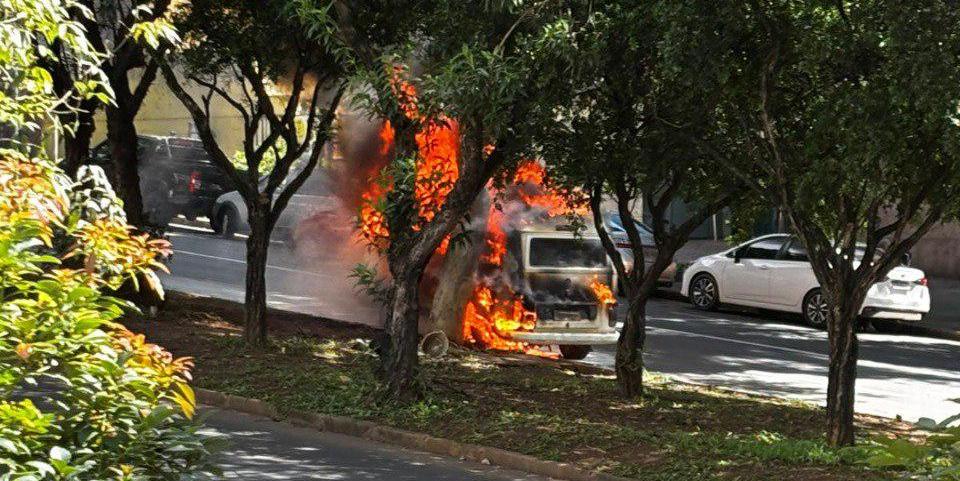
[606,214,655,246]
[529,237,608,268]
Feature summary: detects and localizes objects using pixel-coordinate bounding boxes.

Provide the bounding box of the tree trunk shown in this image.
[244,207,271,347]
[106,108,144,226]
[825,291,860,446]
[616,295,647,397]
[61,110,95,177]
[383,269,423,400]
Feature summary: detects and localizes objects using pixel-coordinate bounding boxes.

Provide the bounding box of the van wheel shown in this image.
[802,289,829,329]
[559,345,592,360]
[216,207,239,239]
[689,273,719,311]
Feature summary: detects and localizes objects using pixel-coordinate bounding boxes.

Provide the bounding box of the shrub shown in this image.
[858,414,960,480]
[1,1,217,477]
[0,151,219,479]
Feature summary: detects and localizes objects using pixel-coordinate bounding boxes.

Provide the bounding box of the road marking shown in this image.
[649,323,830,361]
[172,249,332,278]
[648,320,960,379]
[168,222,215,234]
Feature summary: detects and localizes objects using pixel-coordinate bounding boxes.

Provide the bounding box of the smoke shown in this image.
[328,113,392,212]
[268,112,389,327]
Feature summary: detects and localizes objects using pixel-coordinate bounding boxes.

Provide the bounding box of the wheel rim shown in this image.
[691,277,715,308]
[805,292,829,327]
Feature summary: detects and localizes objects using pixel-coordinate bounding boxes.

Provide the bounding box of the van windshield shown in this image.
[529,237,608,268]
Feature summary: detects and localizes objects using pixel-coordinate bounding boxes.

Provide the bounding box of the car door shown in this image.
[721,236,787,303]
[766,237,818,307]
[273,169,331,230]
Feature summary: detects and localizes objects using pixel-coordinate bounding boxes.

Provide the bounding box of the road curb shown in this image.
[195,388,632,481]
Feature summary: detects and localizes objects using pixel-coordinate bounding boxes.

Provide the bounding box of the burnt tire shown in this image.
[802,289,829,329]
[689,273,719,311]
[559,345,592,360]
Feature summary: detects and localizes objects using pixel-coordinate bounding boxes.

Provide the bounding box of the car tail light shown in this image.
[615,242,631,249]
[916,277,928,286]
[188,171,201,193]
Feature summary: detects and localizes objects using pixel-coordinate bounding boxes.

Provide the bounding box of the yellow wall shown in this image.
[91,66,255,157]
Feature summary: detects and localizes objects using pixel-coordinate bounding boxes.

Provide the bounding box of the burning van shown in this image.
[505,226,620,359]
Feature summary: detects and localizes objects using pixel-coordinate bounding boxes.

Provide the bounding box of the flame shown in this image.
[513,161,588,217]
[378,120,395,156]
[354,68,593,360]
[479,202,507,266]
[461,285,557,358]
[590,275,617,306]
[459,161,589,358]
[413,119,460,224]
[357,71,460,255]
[357,124,394,249]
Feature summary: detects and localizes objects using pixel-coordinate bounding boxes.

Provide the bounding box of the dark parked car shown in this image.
[90,136,232,226]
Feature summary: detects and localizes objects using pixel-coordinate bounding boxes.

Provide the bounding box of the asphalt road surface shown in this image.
[201,407,550,481]
[164,223,960,424]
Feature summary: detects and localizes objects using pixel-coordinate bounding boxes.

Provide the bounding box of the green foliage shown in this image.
[671,430,867,466]
[0,2,216,479]
[857,413,960,479]
[710,1,960,280]
[350,263,392,306]
[174,0,348,82]
[347,1,583,258]
[536,1,747,254]
[0,0,109,135]
[0,150,219,480]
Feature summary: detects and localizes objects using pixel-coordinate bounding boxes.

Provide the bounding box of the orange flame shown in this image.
[479,202,507,266]
[355,69,591,360]
[513,161,588,217]
[357,71,460,256]
[459,161,590,358]
[413,118,460,224]
[590,276,617,306]
[461,285,557,358]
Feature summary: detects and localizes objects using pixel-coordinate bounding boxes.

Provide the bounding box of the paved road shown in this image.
[201,407,550,481]
[163,224,960,423]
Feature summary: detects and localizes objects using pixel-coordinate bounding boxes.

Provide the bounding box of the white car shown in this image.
[211,167,337,240]
[680,234,930,331]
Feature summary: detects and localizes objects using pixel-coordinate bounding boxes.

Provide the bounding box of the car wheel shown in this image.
[559,345,592,360]
[216,206,239,239]
[802,289,830,329]
[689,273,719,311]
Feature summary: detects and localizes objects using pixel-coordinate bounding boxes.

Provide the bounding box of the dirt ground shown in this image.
[124,291,921,481]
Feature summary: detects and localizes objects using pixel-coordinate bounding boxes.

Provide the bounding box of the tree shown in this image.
[159,0,352,346]
[720,1,960,445]
[354,1,578,399]
[44,0,178,227]
[539,2,747,396]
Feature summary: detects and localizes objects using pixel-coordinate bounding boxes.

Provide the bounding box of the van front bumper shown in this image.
[509,331,620,345]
